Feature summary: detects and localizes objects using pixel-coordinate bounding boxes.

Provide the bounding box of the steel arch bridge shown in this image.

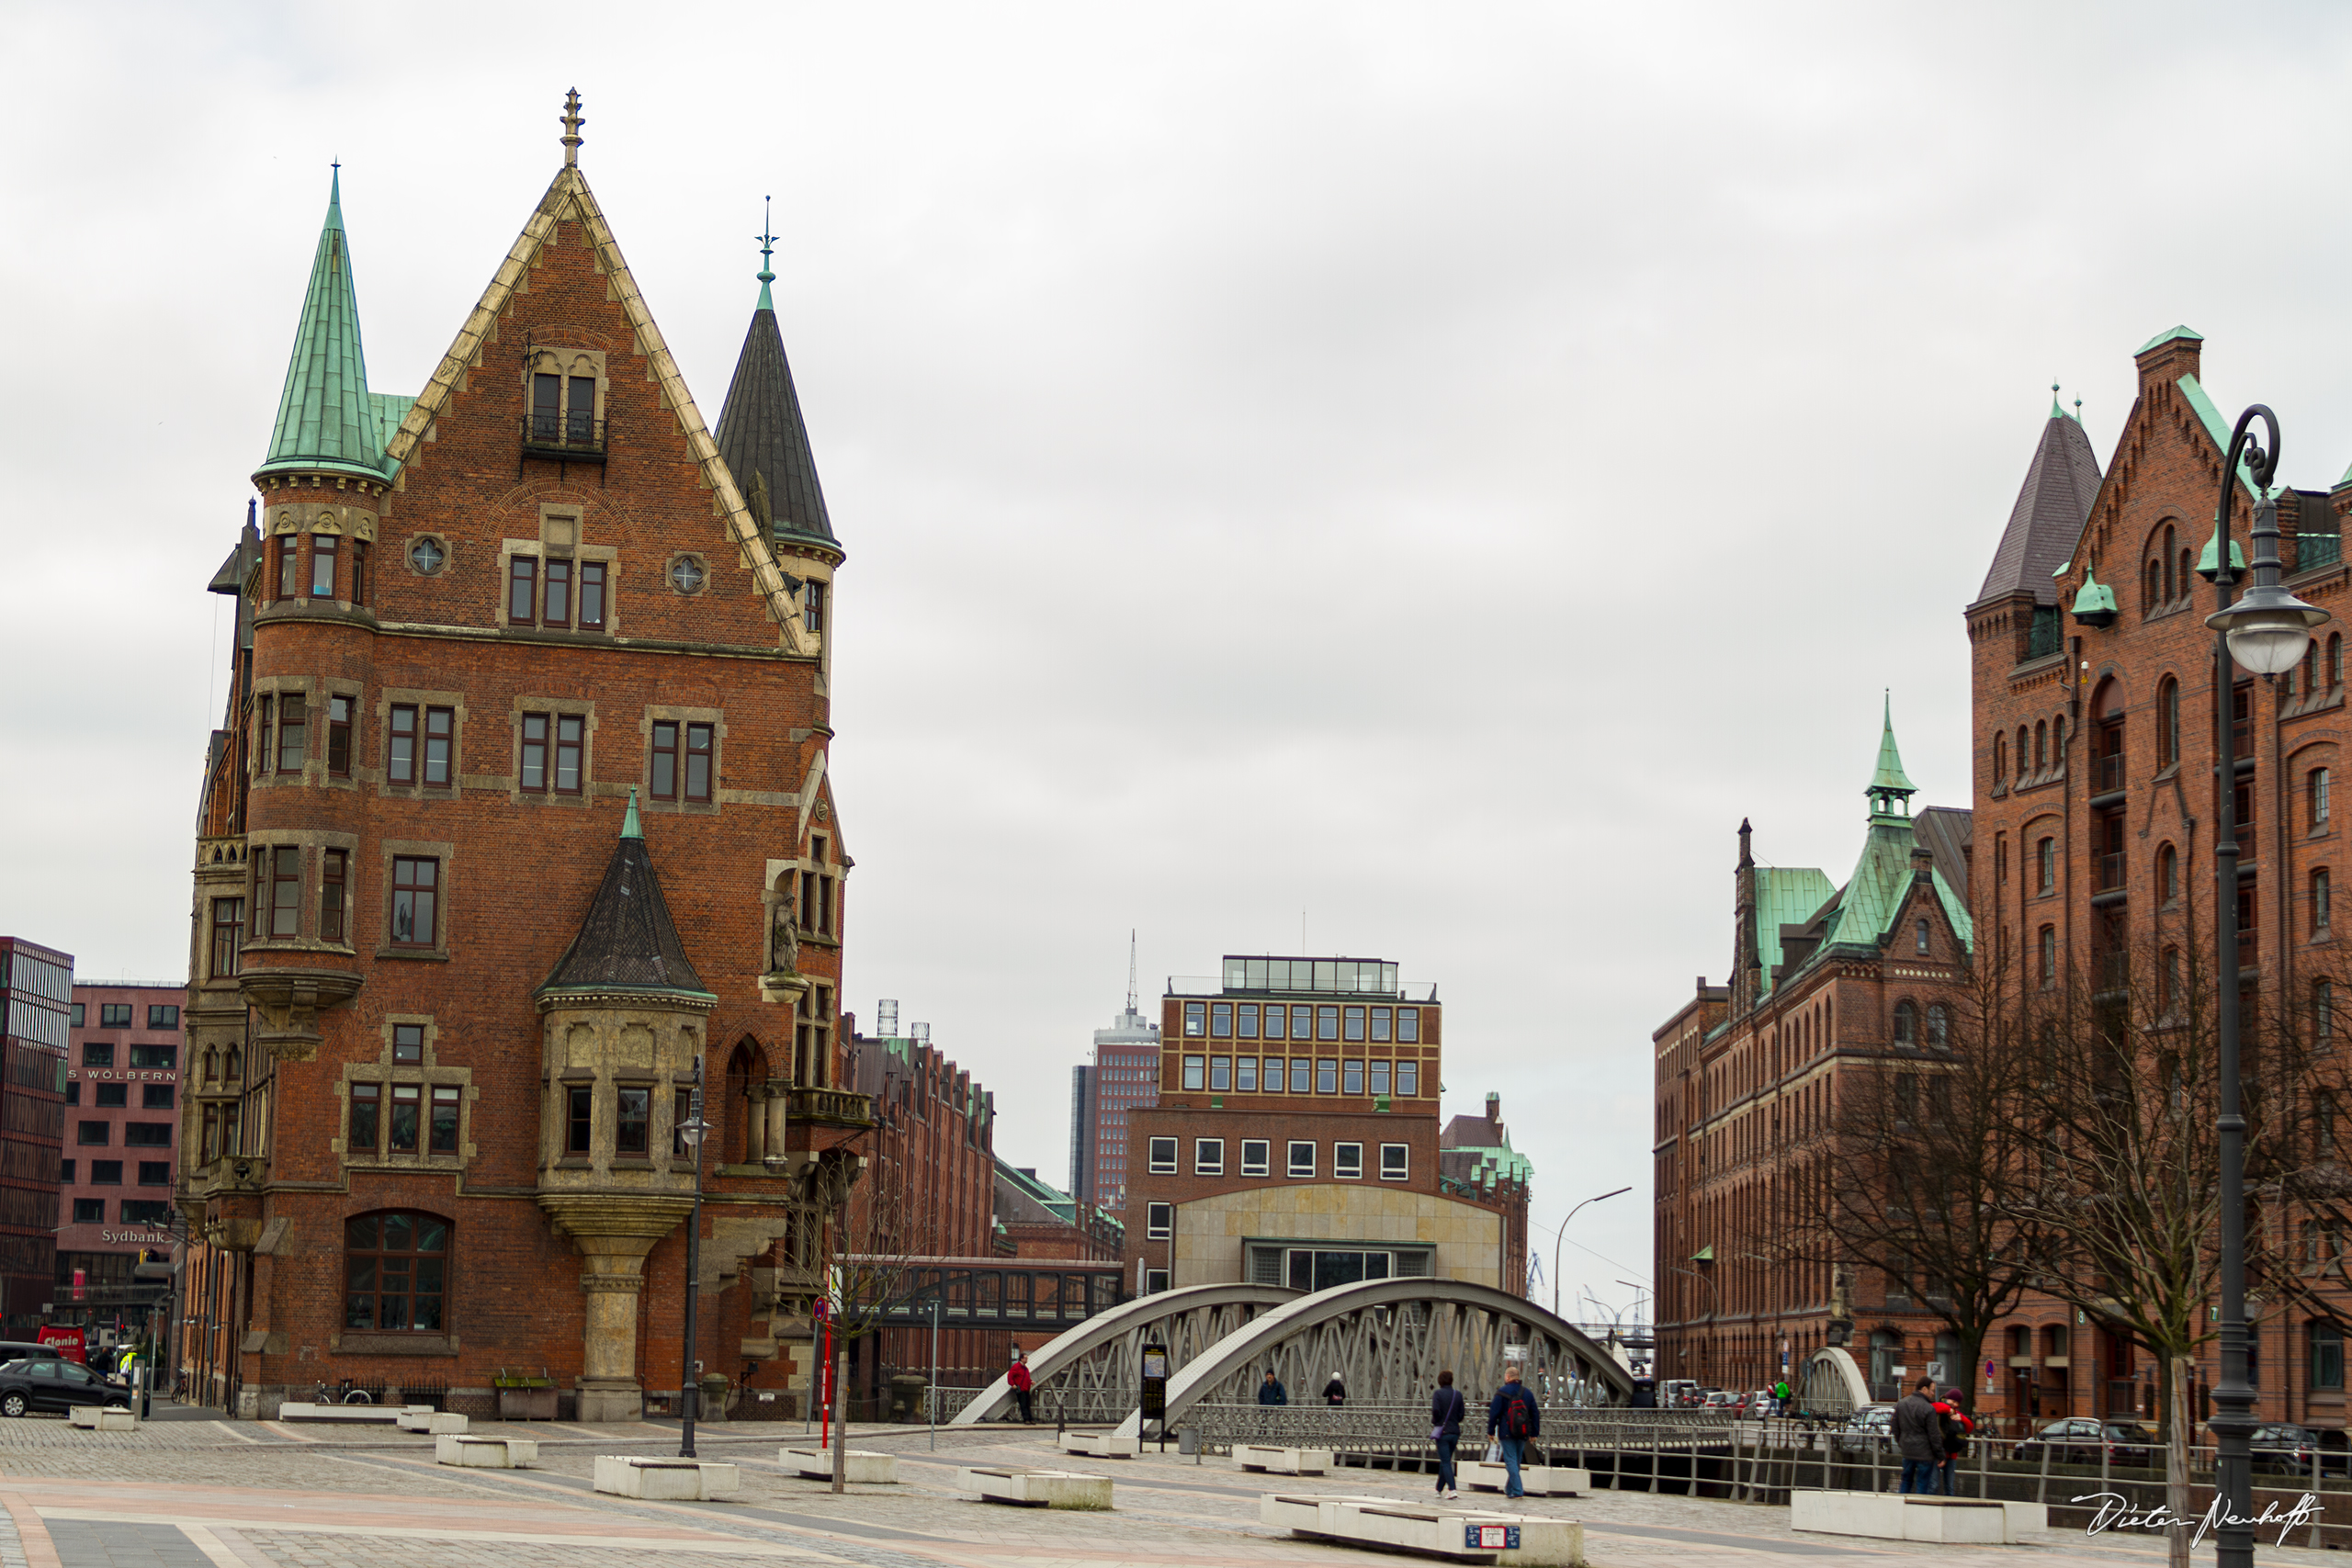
[951,1282,1298,1425]
[1795,1346,1869,1419]
[1108,1277,1636,1438]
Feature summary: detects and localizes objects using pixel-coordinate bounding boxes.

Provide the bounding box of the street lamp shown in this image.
[2201,404,2328,1568]
[1550,1187,1632,1317]
[675,1055,713,1460]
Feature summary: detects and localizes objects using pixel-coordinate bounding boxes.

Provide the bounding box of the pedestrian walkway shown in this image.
[0,1404,2334,1568]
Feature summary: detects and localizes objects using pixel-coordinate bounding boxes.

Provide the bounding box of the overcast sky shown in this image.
[9,1,2352,1324]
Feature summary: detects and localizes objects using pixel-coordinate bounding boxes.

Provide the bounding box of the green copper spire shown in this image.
[257,167,393,484]
[621,786,643,840]
[1868,692,1917,819]
[755,197,776,313]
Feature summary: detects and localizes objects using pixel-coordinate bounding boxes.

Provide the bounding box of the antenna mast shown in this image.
[1125,930,1137,1014]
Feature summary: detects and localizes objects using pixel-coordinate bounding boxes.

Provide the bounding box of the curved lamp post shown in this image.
[2200,406,2329,1568]
[675,1056,713,1459]
[1550,1187,1632,1317]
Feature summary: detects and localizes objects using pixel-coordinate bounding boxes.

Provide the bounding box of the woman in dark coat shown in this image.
[1430,1370,1466,1499]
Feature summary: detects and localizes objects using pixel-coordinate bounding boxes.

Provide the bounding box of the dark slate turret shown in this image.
[1972,389,2102,609]
[537,792,713,1000]
[713,216,837,554]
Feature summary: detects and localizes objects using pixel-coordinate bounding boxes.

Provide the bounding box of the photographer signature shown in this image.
[2076,1491,2321,1546]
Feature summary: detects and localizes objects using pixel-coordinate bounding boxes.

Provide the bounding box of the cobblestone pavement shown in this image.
[0,1404,2340,1568]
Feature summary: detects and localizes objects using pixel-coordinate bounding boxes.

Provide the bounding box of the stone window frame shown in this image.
[375,838,456,961]
[265,503,379,609]
[375,687,469,801]
[334,1015,475,1170]
[637,705,725,818]
[241,827,361,955]
[665,551,712,597]
[523,345,608,434]
[504,696,600,807]
[402,534,453,578]
[498,516,622,637]
[544,1017,707,1175]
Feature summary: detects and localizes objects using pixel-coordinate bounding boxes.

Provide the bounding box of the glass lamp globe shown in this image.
[2210,591,2330,675]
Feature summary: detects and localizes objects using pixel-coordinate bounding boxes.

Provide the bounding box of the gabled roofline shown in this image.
[381,164,818,657]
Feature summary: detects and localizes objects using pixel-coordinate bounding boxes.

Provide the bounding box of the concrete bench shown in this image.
[1262,1493,1584,1565]
[959,1466,1114,1509]
[1791,1489,2045,1544]
[594,1456,741,1501]
[1459,1461,1589,1498]
[66,1406,136,1431]
[275,1403,424,1425]
[397,1410,469,1435]
[1235,1444,1333,1475]
[1059,1431,1140,1460]
[781,1447,898,1483]
[436,1435,537,1469]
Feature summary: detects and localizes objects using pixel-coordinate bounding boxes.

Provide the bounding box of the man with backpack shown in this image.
[1486,1364,1541,1498]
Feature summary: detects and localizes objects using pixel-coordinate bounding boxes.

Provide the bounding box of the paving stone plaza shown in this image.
[6,1405,2331,1568]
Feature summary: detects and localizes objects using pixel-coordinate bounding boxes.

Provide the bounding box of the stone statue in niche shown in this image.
[770,896,799,978]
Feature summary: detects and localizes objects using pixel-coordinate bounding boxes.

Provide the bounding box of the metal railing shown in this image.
[2301,534,2343,572]
[520,415,607,459]
[2095,852,2127,891]
[2096,753,2126,793]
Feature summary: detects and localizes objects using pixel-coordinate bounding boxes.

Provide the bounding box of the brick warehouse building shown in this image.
[1649,712,1975,1398]
[1124,955,1529,1294]
[1655,327,2352,1430]
[174,98,875,1420]
[59,984,182,1346]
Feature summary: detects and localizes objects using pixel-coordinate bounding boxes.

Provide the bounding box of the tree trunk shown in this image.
[831,1346,848,1494]
[2167,1355,2192,1568]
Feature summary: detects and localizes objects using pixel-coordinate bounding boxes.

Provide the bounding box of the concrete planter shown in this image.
[594,1456,740,1500]
[1261,1493,1584,1565]
[781,1447,898,1483]
[1236,1445,1332,1475]
[959,1467,1114,1509]
[1791,1488,2041,1544]
[436,1436,537,1468]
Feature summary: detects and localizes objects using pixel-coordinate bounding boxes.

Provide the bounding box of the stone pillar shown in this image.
[763,1081,790,1167]
[539,1195,693,1423]
[743,1085,767,1168]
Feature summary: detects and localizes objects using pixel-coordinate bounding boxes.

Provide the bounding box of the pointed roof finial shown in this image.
[756,195,776,312]
[560,88,584,167]
[2075,396,2083,423]
[1869,690,1917,813]
[621,785,642,840]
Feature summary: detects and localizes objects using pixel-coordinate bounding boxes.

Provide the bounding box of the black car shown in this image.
[2250,1423,2352,1478]
[0,1357,130,1417]
[2013,1416,2161,1469]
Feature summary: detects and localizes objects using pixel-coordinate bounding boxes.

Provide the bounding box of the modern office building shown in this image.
[1069,968,1159,1211]
[1122,954,1527,1294]
[0,940,71,1337]
[58,983,183,1343]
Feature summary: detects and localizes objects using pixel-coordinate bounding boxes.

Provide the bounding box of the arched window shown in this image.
[2312,768,2332,834]
[2163,525,2177,601]
[2144,557,2163,611]
[2179,546,2194,596]
[2038,837,2055,893]
[2034,721,2048,773]
[1916,918,1930,954]
[344,1212,449,1332]
[1893,1000,1918,1045]
[2017,727,2030,779]
[2316,980,2336,1049]
[2157,843,2177,905]
[2038,926,2057,989]
[1926,1004,1950,1048]
[2158,676,2180,768]
[2313,868,2333,936]
[1995,734,2007,785]
[2335,634,2346,690]
[2305,642,2321,698]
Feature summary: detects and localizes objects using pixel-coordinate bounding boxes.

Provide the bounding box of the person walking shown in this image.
[1894,1375,1942,1494]
[1772,1376,1792,1416]
[1258,1369,1288,1405]
[1486,1364,1541,1499]
[1321,1371,1348,1406]
[1007,1350,1035,1424]
[1430,1370,1466,1499]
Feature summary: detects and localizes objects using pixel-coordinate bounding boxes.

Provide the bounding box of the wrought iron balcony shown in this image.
[2096,753,2126,792]
[2301,533,2343,572]
[520,414,607,464]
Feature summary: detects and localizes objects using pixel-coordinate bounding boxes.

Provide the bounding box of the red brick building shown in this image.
[1125,955,1526,1295]
[58,984,182,1347]
[173,99,872,1419]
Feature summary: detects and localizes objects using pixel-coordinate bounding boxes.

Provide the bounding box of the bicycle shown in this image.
[314,1378,373,1405]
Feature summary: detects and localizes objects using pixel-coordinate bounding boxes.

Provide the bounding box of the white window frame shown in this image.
[1380,1143,1409,1180]
[1241,1139,1271,1177]
[1144,1268,1170,1293]
[1148,1136,1177,1174]
[1182,1055,1204,1091]
[1195,1138,1225,1176]
[1146,1201,1173,1240]
[1287,1140,1316,1179]
[1334,1142,1363,1179]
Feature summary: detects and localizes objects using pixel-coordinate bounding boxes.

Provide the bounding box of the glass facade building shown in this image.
[0,939,71,1337]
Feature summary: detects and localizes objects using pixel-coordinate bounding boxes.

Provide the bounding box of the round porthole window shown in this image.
[408,536,447,575]
[669,555,707,594]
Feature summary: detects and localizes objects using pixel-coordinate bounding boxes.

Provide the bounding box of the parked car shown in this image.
[1702,1389,1737,1409]
[2013,1417,2161,1469]
[2249,1423,2352,1478]
[0,1357,130,1417]
[1835,1403,1897,1454]
[1661,1379,1700,1409]
[0,1343,68,1368]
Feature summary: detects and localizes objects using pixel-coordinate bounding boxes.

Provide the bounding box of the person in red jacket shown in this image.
[1008,1350,1035,1424]
[1932,1389,1973,1495]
